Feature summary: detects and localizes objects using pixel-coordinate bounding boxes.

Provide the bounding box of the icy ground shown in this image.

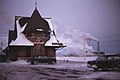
[0,60,120,80]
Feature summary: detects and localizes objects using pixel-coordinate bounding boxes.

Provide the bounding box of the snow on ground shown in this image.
[10,60,29,65]
[8,57,96,70]
[0,58,120,80]
[56,56,97,62]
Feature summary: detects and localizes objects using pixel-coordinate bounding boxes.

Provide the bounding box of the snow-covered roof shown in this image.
[45,34,59,47]
[45,18,65,47]
[45,38,65,47]
[9,19,34,46]
[10,33,34,46]
[45,18,54,31]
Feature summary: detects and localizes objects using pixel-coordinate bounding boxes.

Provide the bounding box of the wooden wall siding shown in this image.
[31,44,46,56]
[31,46,35,57]
[27,37,48,43]
[42,44,45,55]
[26,47,32,57]
[17,47,27,57]
[35,44,42,55]
[25,33,49,43]
[25,32,49,57]
[47,47,56,57]
[9,46,33,60]
[9,47,18,60]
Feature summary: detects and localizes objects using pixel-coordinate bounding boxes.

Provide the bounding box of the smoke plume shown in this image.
[52,21,98,56]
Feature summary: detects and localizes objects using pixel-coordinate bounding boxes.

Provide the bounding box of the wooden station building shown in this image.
[6,7,65,60]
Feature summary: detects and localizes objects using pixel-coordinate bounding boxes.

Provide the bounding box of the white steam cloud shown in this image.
[52,22,98,56]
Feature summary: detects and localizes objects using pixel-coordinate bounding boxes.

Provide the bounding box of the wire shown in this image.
[97,34,120,39]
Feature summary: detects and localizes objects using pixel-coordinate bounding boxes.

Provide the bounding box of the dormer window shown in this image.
[37,29,43,31]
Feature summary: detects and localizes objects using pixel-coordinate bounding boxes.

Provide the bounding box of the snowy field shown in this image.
[0,58,120,80]
[56,56,98,62]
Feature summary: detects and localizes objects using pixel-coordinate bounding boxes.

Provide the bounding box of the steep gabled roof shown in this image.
[23,9,50,33]
[9,19,34,46]
[9,16,29,44]
[19,17,30,27]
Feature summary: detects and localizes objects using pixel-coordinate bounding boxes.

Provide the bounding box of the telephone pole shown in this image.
[84,39,86,64]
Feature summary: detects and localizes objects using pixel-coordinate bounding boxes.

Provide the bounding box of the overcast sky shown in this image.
[0,0,120,53]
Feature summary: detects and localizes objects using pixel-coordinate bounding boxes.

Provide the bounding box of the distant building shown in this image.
[5,7,65,60]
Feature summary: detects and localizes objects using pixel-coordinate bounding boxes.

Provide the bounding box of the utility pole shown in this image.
[84,39,86,64]
[0,41,3,53]
[97,41,100,54]
[0,36,2,53]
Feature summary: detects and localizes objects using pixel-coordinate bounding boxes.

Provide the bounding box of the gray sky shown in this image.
[0,0,120,53]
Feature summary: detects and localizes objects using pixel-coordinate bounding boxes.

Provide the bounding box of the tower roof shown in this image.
[23,9,50,33]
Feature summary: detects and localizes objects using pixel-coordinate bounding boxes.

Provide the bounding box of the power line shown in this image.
[97,34,120,39]
[100,40,120,42]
